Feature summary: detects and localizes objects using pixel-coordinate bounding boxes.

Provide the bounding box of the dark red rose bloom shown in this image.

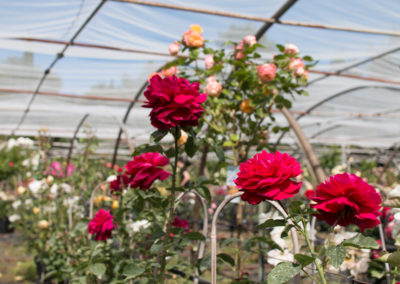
[88,209,117,241]
[234,150,302,204]
[109,174,131,193]
[125,152,171,190]
[172,217,190,232]
[143,75,207,130]
[307,173,382,232]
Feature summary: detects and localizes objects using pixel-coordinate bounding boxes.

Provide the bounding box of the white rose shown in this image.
[12,200,21,209]
[50,184,59,196]
[60,183,73,194]
[107,175,117,182]
[29,180,42,195]
[9,214,21,222]
[129,220,151,233]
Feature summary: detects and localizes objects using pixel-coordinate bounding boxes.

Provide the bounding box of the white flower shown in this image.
[12,200,21,209]
[26,172,32,177]
[129,220,151,233]
[25,199,33,206]
[271,226,291,250]
[7,138,17,150]
[63,196,80,208]
[50,184,59,196]
[8,214,21,222]
[29,180,42,195]
[0,191,9,201]
[60,183,73,194]
[16,137,34,148]
[267,249,294,266]
[107,175,117,182]
[31,154,40,168]
[391,212,400,238]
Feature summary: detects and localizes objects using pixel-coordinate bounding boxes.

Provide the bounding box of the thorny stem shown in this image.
[302,218,327,284]
[159,127,179,283]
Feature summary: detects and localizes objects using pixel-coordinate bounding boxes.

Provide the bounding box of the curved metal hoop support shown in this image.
[88,181,108,219]
[174,190,209,284]
[211,192,300,284]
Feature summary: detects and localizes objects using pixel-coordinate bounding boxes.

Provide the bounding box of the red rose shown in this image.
[143,75,207,130]
[125,152,171,190]
[110,174,131,193]
[172,217,190,232]
[307,173,382,232]
[88,209,117,241]
[234,150,302,204]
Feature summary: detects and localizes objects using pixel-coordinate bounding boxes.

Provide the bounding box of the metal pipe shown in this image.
[112,0,400,37]
[12,0,107,135]
[210,192,300,284]
[65,113,89,176]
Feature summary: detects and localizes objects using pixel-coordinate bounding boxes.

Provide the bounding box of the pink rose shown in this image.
[205,77,222,97]
[284,43,299,54]
[256,63,277,82]
[168,40,180,56]
[161,66,179,77]
[234,150,302,204]
[294,67,308,80]
[143,75,207,129]
[288,58,305,71]
[235,40,245,60]
[243,35,257,47]
[88,209,117,241]
[125,152,171,190]
[204,55,214,69]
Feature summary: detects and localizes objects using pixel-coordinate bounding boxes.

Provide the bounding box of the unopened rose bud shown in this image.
[168,40,180,56]
[46,175,54,184]
[240,99,255,114]
[33,207,40,214]
[204,55,214,69]
[243,35,257,47]
[111,200,119,209]
[178,130,188,146]
[38,220,50,229]
[284,43,299,54]
[17,186,26,195]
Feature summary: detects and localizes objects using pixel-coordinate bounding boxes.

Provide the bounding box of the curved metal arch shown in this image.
[65,113,90,176]
[275,85,400,147]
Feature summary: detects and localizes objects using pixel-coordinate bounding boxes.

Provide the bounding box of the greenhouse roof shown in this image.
[1,0,400,150]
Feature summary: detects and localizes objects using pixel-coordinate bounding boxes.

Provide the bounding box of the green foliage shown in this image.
[267,262,301,284]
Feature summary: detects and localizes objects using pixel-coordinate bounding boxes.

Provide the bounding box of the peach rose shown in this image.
[257,63,277,82]
[204,55,214,69]
[161,66,179,77]
[294,67,308,80]
[205,77,222,97]
[288,58,305,71]
[284,43,299,54]
[240,99,255,114]
[183,25,204,48]
[243,35,257,47]
[168,40,180,56]
[178,130,188,146]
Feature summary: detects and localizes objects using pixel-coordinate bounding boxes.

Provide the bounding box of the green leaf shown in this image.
[267,262,301,284]
[183,232,206,241]
[89,263,106,279]
[150,241,162,255]
[196,186,211,203]
[198,254,211,274]
[214,144,225,162]
[326,245,346,269]
[378,251,400,266]
[257,219,286,229]
[151,129,168,142]
[276,44,285,52]
[217,253,235,266]
[184,136,197,157]
[230,134,239,142]
[294,254,314,268]
[222,140,235,147]
[302,55,314,62]
[342,233,379,249]
[123,262,145,279]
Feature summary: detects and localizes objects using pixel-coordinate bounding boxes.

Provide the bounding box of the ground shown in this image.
[0,232,36,283]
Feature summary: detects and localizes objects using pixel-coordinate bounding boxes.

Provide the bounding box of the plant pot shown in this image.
[0,217,13,233]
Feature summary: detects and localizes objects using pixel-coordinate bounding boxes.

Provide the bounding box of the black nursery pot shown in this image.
[0,218,14,233]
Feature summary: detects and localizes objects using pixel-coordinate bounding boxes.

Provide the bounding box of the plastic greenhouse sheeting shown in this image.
[0,0,400,148]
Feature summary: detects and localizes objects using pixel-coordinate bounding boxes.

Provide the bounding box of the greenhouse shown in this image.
[0,0,400,283]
